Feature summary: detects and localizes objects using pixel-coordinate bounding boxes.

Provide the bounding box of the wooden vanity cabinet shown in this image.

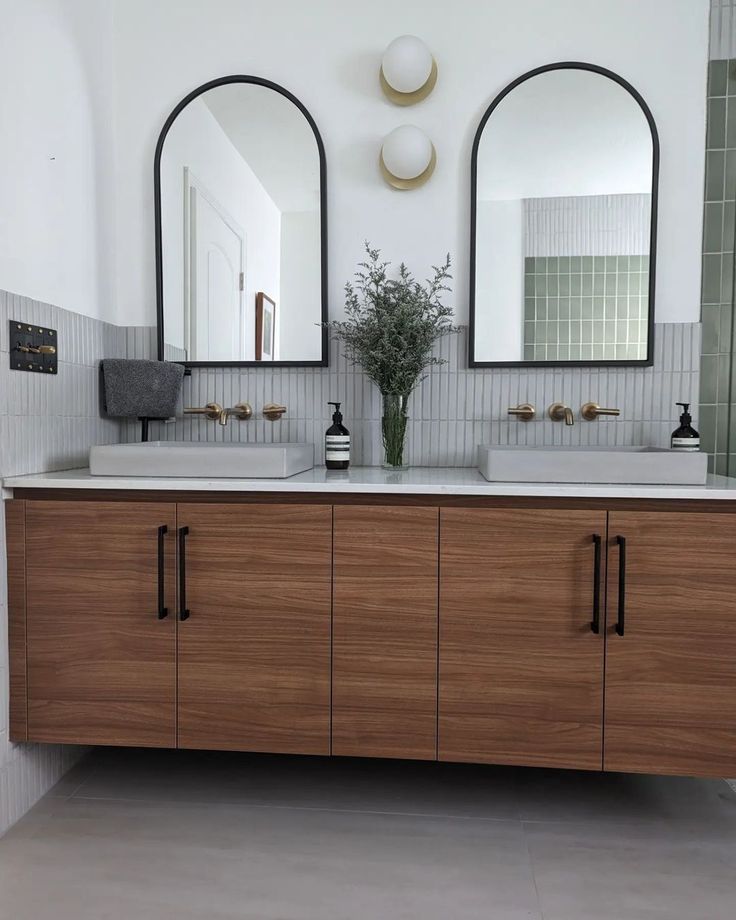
[603,512,736,777]
[176,503,332,755]
[332,505,438,759]
[22,500,177,747]
[439,508,607,771]
[8,492,736,779]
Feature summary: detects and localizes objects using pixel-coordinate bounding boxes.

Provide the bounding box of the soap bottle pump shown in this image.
[325,401,350,470]
[671,402,700,451]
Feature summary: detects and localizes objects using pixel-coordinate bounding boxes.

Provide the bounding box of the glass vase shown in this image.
[381,392,410,470]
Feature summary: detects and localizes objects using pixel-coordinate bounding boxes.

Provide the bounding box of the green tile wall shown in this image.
[523,255,649,361]
[700,59,736,475]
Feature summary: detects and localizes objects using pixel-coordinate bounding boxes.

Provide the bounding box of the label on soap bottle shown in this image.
[671,437,700,451]
[326,434,351,462]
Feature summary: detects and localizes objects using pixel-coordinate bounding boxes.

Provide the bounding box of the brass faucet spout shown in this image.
[548,403,575,426]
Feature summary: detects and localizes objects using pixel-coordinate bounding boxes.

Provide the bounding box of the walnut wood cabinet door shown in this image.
[332,506,438,760]
[604,512,736,777]
[439,508,607,770]
[176,503,332,754]
[25,501,177,746]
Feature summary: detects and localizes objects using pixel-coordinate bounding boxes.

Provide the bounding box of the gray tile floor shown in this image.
[1,749,735,920]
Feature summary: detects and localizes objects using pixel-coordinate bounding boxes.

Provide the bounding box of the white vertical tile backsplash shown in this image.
[0,290,125,837]
[124,323,701,465]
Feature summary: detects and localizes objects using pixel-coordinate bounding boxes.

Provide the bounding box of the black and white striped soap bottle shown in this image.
[325,401,351,470]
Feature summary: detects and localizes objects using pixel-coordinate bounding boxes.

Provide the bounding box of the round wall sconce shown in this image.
[380,35,438,105]
[379,125,436,190]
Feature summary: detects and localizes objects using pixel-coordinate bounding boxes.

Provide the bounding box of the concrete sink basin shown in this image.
[89,441,314,479]
[478,445,708,485]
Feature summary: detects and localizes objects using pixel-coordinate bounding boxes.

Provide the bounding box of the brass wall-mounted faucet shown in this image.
[581,402,621,421]
[263,403,287,421]
[184,401,253,427]
[548,402,575,426]
[507,403,535,421]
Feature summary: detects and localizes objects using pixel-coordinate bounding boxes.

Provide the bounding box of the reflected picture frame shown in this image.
[256,292,276,361]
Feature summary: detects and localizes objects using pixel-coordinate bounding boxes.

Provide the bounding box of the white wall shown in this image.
[279,211,322,360]
[0,0,119,838]
[159,97,281,359]
[475,200,524,360]
[476,68,654,201]
[109,0,708,328]
[0,0,115,319]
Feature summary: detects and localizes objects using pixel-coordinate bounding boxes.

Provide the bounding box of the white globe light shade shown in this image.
[381,35,433,94]
[381,125,434,180]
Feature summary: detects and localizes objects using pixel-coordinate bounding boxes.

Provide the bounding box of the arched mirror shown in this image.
[155,76,327,367]
[469,63,658,367]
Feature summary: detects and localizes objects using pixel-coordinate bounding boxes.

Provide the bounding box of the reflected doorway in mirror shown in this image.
[183,168,246,362]
[155,75,328,367]
[256,292,276,361]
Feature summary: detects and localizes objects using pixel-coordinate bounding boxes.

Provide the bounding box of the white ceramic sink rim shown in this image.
[89,441,315,479]
[478,444,708,486]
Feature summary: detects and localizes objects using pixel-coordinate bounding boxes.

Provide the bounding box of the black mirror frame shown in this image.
[468,61,659,369]
[154,75,329,368]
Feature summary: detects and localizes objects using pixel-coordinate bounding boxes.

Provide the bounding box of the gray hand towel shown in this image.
[101,359,184,418]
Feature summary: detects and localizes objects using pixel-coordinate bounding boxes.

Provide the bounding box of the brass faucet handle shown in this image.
[230,402,253,421]
[184,402,224,421]
[581,402,621,421]
[263,403,287,421]
[507,403,535,422]
[548,403,575,426]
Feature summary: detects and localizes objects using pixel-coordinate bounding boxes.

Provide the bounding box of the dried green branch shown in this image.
[325,243,459,396]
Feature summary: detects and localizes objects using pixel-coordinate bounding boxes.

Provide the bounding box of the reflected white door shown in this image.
[189,187,245,361]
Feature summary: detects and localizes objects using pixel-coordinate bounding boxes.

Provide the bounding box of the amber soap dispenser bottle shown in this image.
[325,401,351,470]
[671,402,700,451]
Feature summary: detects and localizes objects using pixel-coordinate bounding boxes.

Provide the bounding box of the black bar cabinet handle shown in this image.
[178,526,190,621]
[615,535,626,636]
[157,525,168,619]
[591,534,602,634]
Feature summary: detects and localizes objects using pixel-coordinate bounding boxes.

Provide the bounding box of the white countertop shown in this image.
[4,466,736,500]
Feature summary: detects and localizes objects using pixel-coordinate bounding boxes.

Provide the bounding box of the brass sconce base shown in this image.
[379,144,437,190]
[379,58,438,106]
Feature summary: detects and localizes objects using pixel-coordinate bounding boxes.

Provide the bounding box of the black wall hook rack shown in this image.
[9,320,58,374]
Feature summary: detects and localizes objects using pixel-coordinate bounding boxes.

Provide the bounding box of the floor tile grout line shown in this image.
[61,760,104,801]
[67,793,525,823]
[61,790,736,832]
[520,818,545,920]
